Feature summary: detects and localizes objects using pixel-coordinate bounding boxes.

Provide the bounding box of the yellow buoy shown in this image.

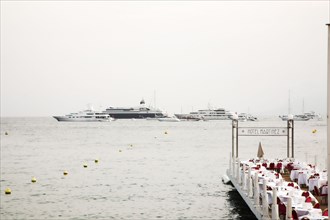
[83,164,88,168]
[5,188,11,194]
[5,132,8,135]
[31,177,37,183]
[312,129,317,133]
[94,159,99,163]
[164,131,168,134]
[63,171,68,175]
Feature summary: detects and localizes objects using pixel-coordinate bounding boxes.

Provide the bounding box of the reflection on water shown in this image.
[226,189,256,219]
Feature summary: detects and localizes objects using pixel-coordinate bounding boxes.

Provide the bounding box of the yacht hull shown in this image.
[53,116,110,122]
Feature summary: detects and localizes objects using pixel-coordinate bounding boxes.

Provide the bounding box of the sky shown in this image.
[1,1,329,117]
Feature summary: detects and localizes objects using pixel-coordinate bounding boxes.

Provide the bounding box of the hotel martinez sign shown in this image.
[231,118,294,158]
[237,127,288,136]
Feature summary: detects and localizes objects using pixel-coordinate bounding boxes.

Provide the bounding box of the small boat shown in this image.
[304,111,322,121]
[237,114,247,122]
[174,114,203,121]
[238,113,258,122]
[53,109,113,122]
[158,116,180,122]
[279,114,310,121]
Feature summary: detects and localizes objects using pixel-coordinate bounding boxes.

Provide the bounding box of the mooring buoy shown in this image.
[31,177,37,183]
[5,188,11,194]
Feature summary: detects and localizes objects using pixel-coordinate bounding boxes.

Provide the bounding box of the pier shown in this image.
[224,116,328,219]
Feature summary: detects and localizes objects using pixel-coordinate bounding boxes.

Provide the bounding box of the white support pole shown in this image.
[233,157,236,178]
[286,197,292,220]
[326,23,330,216]
[229,153,232,175]
[271,188,279,220]
[242,163,246,190]
[248,167,252,197]
[254,172,260,207]
[262,178,269,217]
[237,159,240,184]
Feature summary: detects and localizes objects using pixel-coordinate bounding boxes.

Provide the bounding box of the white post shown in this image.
[237,159,241,184]
[242,163,246,190]
[286,197,292,220]
[272,188,279,220]
[262,179,269,217]
[254,172,260,207]
[248,167,252,197]
[229,153,232,175]
[233,157,236,178]
[326,23,330,216]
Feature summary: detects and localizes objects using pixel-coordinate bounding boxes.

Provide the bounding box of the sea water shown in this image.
[0,117,327,219]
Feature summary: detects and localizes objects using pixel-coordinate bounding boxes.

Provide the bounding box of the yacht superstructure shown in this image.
[103,99,167,119]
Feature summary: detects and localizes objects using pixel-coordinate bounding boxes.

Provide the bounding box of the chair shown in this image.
[277,197,281,205]
[276,162,282,173]
[288,182,294,187]
[262,163,267,168]
[305,196,312,203]
[269,162,275,170]
[314,186,320,196]
[313,203,320,208]
[278,202,286,217]
[314,186,327,204]
[323,208,328,216]
[302,191,309,198]
[292,210,298,220]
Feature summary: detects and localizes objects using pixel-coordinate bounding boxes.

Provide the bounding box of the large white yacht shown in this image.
[103,99,167,119]
[53,109,113,122]
[187,108,235,120]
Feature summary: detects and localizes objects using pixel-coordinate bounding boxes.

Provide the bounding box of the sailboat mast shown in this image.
[154,90,156,109]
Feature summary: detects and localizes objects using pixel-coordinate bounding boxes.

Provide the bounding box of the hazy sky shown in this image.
[1,1,329,117]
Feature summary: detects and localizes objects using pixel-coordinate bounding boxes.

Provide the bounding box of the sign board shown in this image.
[238,127,287,136]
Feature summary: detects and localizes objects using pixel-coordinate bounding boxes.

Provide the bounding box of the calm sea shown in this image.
[0,117,327,219]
